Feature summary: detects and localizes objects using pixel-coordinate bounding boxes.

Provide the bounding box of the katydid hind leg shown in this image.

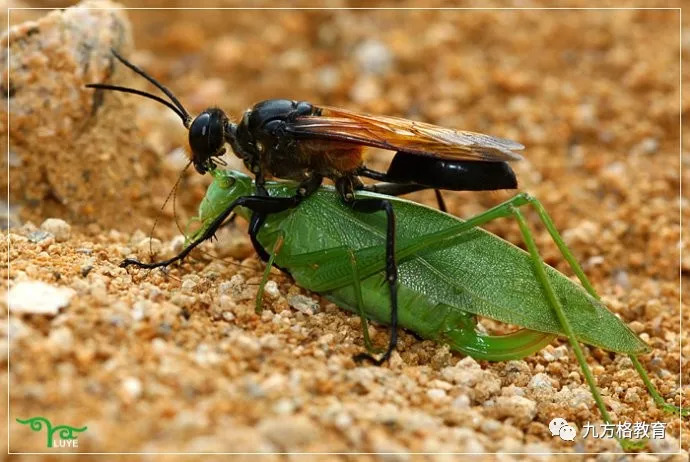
[510,204,647,450]
[346,249,382,354]
[522,195,688,417]
[255,234,285,314]
[349,197,398,365]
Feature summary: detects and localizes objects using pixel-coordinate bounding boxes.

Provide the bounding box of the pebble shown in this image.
[221,275,246,300]
[48,326,74,351]
[426,388,447,401]
[287,294,320,315]
[9,281,75,315]
[452,395,471,409]
[122,376,143,400]
[40,218,71,242]
[27,229,53,243]
[263,280,280,298]
[489,396,537,426]
[181,279,197,292]
[354,39,393,75]
[542,345,569,362]
[527,373,554,395]
[333,411,352,430]
[168,235,186,254]
[648,434,681,456]
[258,415,319,449]
[349,76,382,104]
[272,398,296,415]
[80,261,94,277]
[135,237,162,256]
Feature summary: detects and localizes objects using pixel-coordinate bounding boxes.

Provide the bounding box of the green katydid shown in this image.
[127,169,686,450]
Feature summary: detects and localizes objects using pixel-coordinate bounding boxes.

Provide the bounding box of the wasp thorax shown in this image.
[189,108,228,174]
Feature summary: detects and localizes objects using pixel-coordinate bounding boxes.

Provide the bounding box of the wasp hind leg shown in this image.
[337,177,399,365]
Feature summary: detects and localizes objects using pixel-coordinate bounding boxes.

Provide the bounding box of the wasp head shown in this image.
[188,108,229,174]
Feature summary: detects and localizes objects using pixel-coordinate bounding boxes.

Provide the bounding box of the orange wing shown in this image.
[285,105,524,162]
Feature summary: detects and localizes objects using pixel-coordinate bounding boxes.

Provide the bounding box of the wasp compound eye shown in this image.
[189,108,228,173]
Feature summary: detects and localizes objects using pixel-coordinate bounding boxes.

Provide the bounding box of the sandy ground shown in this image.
[3,1,689,459]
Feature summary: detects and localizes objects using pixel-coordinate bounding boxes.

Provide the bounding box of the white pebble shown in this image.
[427,388,447,401]
[491,396,537,425]
[354,39,393,75]
[287,294,320,315]
[136,237,162,256]
[40,218,70,242]
[334,412,352,429]
[528,372,553,391]
[272,398,296,415]
[264,280,280,298]
[9,281,75,315]
[48,326,73,351]
[122,377,142,399]
[181,279,196,292]
[452,395,471,409]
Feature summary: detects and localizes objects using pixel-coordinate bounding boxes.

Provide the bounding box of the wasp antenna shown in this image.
[85,83,188,124]
[109,48,193,127]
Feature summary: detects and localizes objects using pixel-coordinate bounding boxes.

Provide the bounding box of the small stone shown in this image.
[648,433,680,455]
[287,294,320,315]
[131,300,149,321]
[220,274,246,300]
[135,237,162,257]
[354,39,393,75]
[194,343,221,366]
[542,345,568,362]
[452,395,471,409]
[40,218,71,242]
[316,65,341,92]
[80,262,94,277]
[28,229,53,243]
[528,373,554,394]
[258,415,319,449]
[272,398,296,415]
[349,76,382,104]
[122,377,142,400]
[334,412,352,430]
[264,280,280,298]
[181,279,196,292]
[222,311,235,322]
[168,235,186,255]
[489,396,537,426]
[9,281,75,315]
[48,326,74,351]
[426,388,447,401]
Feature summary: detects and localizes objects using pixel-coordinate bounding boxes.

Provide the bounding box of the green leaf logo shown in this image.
[16,416,87,448]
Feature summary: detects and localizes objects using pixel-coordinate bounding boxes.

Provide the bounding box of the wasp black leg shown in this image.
[121,195,300,270]
[358,167,447,211]
[337,178,398,365]
[248,173,323,263]
[351,198,397,365]
[434,189,447,213]
[248,213,271,263]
